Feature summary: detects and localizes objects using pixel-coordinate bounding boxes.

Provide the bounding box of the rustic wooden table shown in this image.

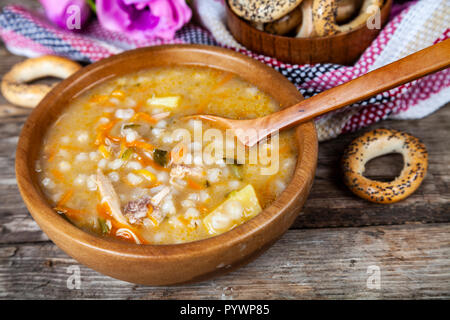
[0,0,449,300]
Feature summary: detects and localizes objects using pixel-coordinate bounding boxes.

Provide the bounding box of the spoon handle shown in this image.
[262,39,450,134]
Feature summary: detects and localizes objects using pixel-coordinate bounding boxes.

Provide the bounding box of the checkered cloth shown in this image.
[0,0,448,141]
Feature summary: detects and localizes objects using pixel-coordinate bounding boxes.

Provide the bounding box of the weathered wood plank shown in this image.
[1,223,449,299]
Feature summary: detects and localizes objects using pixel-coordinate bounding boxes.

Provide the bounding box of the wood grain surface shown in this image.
[0,0,449,299]
[1,224,449,299]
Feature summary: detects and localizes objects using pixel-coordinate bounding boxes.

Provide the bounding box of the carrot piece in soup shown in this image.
[51,169,65,182]
[187,178,205,190]
[47,148,57,162]
[131,112,158,125]
[95,120,118,145]
[54,206,84,221]
[197,204,210,215]
[89,94,108,104]
[212,72,234,91]
[57,190,73,207]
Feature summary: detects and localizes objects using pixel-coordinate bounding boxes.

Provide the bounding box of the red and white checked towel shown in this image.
[0,0,448,141]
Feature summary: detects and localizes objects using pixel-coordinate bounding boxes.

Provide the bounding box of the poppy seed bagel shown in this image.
[228,0,304,23]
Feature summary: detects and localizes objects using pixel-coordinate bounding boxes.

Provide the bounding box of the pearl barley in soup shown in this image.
[37,66,297,244]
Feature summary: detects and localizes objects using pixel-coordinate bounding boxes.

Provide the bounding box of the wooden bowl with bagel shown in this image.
[226,0,393,65]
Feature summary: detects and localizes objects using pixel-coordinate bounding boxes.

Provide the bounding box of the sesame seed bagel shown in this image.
[1,55,81,108]
[342,129,428,204]
[229,0,304,23]
[312,0,383,37]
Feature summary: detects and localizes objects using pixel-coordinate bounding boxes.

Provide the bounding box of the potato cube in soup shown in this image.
[203,185,262,235]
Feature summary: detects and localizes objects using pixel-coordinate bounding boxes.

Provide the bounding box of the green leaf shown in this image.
[229,164,243,179]
[123,124,140,130]
[224,157,243,166]
[98,218,110,235]
[153,149,168,167]
[86,0,96,13]
[121,148,134,161]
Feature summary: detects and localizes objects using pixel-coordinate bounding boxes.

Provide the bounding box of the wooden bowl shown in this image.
[226,0,393,65]
[15,45,318,285]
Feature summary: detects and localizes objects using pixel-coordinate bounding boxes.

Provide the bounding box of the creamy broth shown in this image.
[37,66,297,244]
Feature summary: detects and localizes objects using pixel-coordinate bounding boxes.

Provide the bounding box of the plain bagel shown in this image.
[336,0,363,24]
[228,0,304,23]
[265,4,303,35]
[1,55,81,108]
[312,0,383,36]
[296,0,316,37]
[342,128,428,204]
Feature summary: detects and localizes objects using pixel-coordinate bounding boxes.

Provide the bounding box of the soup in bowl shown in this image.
[37,66,298,245]
[16,45,318,285]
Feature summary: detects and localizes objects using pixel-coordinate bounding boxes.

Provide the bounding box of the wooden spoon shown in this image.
[188,39,450,147]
